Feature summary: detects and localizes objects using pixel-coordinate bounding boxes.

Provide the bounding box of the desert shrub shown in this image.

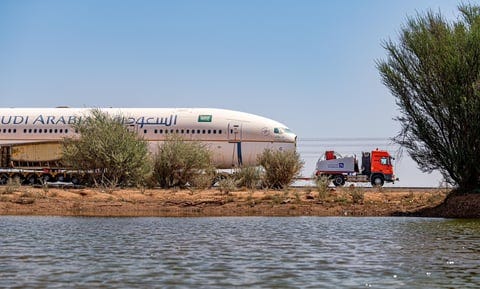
[218,177,237,193]
[258,149,304,189]
[3,177,21,194]
[153,135,214,188]
[63,109,152,188]
[315,174,330,200]
[189,168,216,190]
[271,191,290,205]
[234,166,263,190]
[293,191,301,203]
[347,186,364,204]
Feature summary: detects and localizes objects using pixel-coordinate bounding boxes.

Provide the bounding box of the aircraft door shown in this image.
[228,123,242,142]
[228,123,243,166]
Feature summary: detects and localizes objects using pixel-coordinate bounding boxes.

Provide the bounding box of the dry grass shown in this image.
[0,186,450,217]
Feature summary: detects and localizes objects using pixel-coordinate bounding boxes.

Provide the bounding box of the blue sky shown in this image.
[0,0,462,186]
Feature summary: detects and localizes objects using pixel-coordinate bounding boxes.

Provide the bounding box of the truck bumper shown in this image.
[384,174,396,183]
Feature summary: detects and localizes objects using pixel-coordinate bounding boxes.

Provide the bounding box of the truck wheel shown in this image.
[0,174,9,185]
[333,175,345,187]
[40,174,54,184]
[71,176,81,185]
[57,175,66,182]
[371,175,384,187]
[11,174,25,184]
[25,174,37,185]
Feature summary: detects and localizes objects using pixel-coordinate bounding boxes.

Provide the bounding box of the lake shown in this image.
[1,217,479,288]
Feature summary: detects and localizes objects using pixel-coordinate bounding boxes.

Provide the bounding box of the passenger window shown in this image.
[60,129,63,133]
[144,129,147,134]
[34,129,37,133]
[24,129,27,133]
[202,130,206,134]
[213,130,217,134]
[187,129,190,134]
[170,129,174,133]
[219,130,222,134]
[159,129,163,134]
[181,129,184,134]
[65,129,68,133]
[192,130,195,134]
[154,129,158,134]
[13,129,16,133]
[50,129,53,133]
[54,129,58,133]
[208,129,211,134]
[29,129,32,133]
[381,157,388,165]
[8,129,11,133]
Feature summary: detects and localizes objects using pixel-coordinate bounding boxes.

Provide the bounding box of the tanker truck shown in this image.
[314,149,397,187]
[0,142,81,185]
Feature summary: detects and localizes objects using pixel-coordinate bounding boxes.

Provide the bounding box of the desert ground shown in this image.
[2,184,475,218]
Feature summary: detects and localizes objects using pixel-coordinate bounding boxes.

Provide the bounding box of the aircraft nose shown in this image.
[289,133,297,145]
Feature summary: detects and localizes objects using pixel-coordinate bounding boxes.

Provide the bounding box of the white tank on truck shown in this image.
[315,149,397,187]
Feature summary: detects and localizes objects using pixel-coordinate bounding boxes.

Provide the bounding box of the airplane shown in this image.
[0,107,297,170]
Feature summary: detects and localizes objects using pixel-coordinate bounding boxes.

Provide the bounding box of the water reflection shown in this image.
[0,217,479,288]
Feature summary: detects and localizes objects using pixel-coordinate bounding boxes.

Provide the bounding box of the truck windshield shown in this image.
[381,157,392,165]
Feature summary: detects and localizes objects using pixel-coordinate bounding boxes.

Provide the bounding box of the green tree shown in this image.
[258,149,303,189]
[378,4,480,191]
[152,135,214,188]
[62,109,151,188]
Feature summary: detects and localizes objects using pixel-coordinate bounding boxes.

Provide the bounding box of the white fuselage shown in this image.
[0,108,297,168]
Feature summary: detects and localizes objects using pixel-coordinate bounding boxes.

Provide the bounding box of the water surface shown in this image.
[1,217,479,288]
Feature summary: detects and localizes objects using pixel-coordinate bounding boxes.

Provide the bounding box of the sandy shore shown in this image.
[0,185,463,217]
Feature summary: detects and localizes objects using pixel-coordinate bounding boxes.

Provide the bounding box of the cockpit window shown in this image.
[274,127,293,134]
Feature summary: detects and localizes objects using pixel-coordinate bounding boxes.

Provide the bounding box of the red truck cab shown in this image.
[365,149,396,186]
